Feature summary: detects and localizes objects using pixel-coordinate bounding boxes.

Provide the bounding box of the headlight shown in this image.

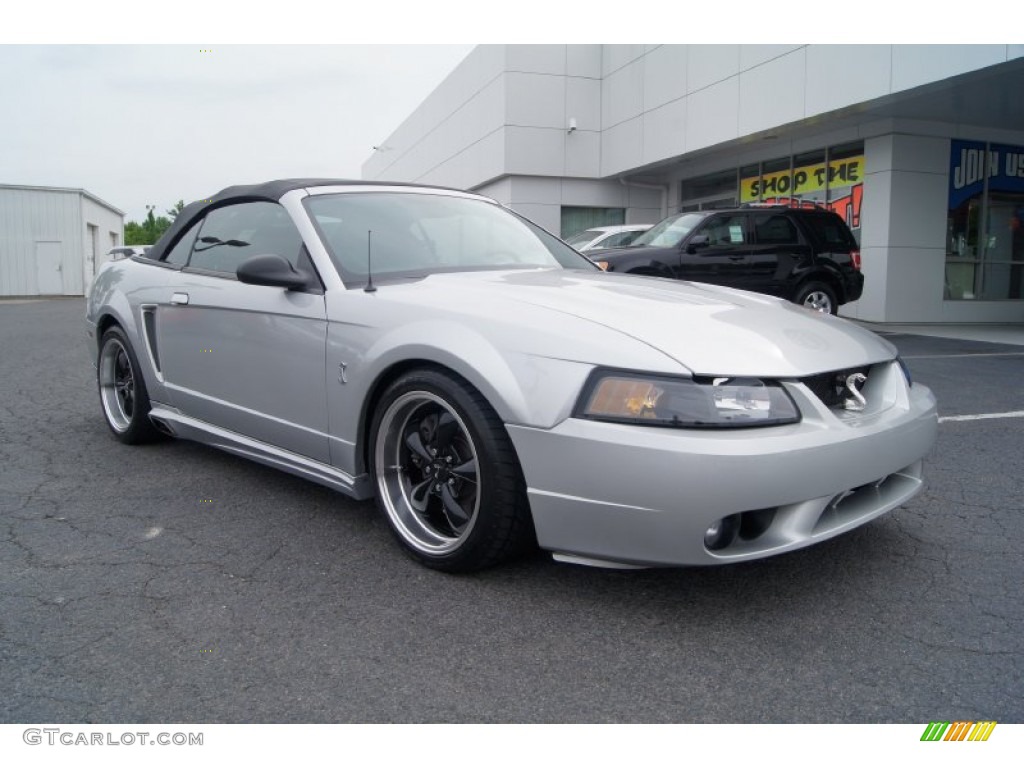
[575,370,800,428]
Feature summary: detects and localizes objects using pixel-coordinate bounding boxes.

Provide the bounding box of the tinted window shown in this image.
[802,213,856,250]
[163,221,202,266]
[189,202,303,274]
[696,214,747,246]
[752,213,798,245]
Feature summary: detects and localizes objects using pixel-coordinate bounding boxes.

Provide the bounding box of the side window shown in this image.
[752,213,799,245]
[598,231,635,249]
[163,220,202,266]
[188,202,303,275]
[803,213,856,249]
[697,215,747,246]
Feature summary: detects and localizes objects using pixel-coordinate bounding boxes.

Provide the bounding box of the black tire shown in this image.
[97,325,162,444]
[795,281,838,315]
[369,368,534,572]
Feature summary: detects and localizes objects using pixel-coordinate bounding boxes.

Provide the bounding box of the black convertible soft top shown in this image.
[145,178,465,263]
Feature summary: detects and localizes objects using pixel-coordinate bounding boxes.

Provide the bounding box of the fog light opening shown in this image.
[704,514,740,551]
[739,508,776,540]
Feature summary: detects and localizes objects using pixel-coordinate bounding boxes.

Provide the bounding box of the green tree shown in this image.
[123,197,188,245]
[167,199,185,221]
[124,204,175,245]
[124,220,147,246]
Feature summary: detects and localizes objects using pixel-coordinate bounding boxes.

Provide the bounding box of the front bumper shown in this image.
[507,370,937,567]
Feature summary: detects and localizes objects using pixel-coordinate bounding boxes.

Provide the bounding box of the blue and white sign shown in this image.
[949,139,1024,209]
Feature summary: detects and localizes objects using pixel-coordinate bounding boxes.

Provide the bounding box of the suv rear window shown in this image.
[801,213,857,250]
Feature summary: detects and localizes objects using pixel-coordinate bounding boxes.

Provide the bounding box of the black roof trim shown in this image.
[145,178,473,263]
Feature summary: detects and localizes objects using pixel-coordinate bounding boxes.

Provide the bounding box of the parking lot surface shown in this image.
[1,298,1021,723]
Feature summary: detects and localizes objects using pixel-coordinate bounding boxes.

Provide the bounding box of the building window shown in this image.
[825,142,864,242]
[679,169,738,211]
[560,207,625,239]
[719,142,864,241]
[946,140,1024,301]
[792,150,827,208]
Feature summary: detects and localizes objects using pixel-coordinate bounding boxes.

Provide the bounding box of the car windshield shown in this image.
[564,229,601,247]
[306,192,594,287]
[632,212,706,248]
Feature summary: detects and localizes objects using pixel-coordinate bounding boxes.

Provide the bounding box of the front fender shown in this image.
[328,318,598,476]
[85,263,140,365]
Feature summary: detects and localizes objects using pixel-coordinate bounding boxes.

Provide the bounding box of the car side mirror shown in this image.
[685,234,710,254]
[237,254,311,290]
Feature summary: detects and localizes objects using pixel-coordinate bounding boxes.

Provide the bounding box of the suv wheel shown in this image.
[796,282,838,315]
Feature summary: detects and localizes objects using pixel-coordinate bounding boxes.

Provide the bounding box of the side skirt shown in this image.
[148,404,373,500]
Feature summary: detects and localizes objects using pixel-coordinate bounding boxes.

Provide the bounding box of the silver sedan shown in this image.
[86,180,937,571]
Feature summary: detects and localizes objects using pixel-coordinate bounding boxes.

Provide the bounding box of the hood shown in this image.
[597,244,671,262]
[391,269,895,378]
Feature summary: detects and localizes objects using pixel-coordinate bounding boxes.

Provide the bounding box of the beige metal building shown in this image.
[0,184,124,297]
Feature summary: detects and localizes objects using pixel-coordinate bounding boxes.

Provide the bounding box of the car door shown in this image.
[749,211,811,297]
[155,201,331,464]
[674,213,752,287]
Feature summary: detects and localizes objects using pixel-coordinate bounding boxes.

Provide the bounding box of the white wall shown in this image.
[82,195,125,294]
[599,44,1019,177]
[362,45,603,189]
[484,177,660,236]
[364,44,1022,191]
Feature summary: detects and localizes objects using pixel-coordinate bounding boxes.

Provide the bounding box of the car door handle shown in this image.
[170,292,190,306]
[728,256,745,261]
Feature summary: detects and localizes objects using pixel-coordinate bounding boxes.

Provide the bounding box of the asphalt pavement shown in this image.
[1,298,1021,723]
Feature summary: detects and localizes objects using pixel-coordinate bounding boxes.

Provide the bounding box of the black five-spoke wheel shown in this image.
[371,369,533,571]
[97,326,161,444]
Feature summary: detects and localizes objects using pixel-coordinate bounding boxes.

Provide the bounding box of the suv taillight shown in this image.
[850,249,861,271]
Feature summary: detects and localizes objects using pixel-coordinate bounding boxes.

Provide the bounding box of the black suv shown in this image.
[592,205,863,314]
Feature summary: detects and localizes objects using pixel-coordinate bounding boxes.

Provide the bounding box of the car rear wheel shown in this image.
[97,326,162,444]
[370,368,533,572]
[796,281,838,315]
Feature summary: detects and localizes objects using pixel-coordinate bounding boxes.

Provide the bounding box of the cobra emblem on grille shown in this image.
[843,372,867,411]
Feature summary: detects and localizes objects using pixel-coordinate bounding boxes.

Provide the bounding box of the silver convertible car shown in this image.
[86,179,938,572]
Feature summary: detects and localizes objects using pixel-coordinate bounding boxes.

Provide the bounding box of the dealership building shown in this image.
[362,45,1024,323]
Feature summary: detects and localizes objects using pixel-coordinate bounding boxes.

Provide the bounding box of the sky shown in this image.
[0,3,994,225]
[0,45,473,221]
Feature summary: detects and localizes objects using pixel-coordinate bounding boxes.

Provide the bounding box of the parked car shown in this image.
[564,224,653,252]
[106,246,151,261]
[593,205,863,314]
[86,179,936,572]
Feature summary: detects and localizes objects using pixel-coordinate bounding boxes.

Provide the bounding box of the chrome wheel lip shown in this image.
[375,391,481,556]
[802,290,834,314]
[98,337,135,432]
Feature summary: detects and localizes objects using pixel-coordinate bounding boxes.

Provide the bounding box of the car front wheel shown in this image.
[795,281,838,315]
[97,326,162,443]
[370,368,533,572]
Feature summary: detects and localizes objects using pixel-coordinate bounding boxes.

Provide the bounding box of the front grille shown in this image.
[801,367,869,408]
